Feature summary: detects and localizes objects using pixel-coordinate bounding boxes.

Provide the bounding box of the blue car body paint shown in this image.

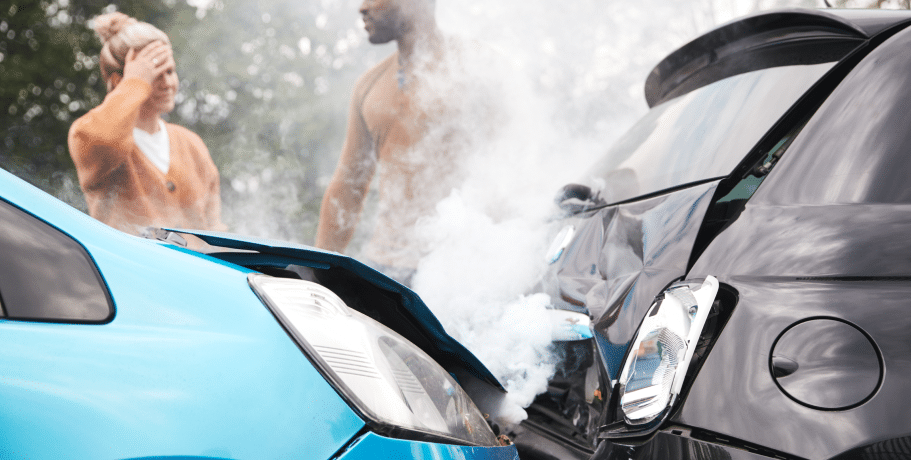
[0,169,516,459]
[337,432,519,460]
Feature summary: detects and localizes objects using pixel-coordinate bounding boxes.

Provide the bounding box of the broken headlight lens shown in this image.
[249,275,498,447]
[617,276,719,426]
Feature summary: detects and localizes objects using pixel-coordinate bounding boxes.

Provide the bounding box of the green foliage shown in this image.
[160,0,390,241]
[1,1,107,208]
[0,1,197,208]
[166,0,364,241]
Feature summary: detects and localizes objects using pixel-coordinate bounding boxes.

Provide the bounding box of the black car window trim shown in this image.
[685,17,911,273]
[713,118,808,205]
[579,176,727,214]
[0,198,115,324]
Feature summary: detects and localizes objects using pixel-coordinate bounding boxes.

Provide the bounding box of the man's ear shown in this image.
[107,73,122,92]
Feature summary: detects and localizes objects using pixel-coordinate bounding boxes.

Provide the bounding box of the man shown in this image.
[315,0,465,286]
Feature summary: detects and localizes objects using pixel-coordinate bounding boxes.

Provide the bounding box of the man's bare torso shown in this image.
[357,52,462,268]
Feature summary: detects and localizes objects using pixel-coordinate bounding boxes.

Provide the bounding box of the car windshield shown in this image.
[584,62,835,204]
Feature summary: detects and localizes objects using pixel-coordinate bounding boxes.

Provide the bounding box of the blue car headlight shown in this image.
[249,274,499,447]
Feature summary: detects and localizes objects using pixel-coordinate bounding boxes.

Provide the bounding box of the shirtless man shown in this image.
[315,0,462,285]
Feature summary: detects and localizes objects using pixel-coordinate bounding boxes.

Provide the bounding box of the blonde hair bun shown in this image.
[93,12,138,43]
[93,11,170,85]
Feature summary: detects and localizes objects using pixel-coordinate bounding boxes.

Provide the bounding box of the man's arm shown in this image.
[315,86,377,252]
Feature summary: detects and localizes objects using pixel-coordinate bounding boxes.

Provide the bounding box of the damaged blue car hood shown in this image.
[169,229,504,392]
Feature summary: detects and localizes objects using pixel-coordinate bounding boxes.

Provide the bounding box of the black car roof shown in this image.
[644,8,911,107]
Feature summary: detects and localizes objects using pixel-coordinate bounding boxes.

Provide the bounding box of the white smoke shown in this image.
[169,0,826,428]
[402,0,822,426]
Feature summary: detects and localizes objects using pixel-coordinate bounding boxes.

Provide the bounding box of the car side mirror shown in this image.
[555,183,604,213]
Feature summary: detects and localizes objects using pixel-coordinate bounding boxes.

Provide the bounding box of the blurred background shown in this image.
[4,0,903,244]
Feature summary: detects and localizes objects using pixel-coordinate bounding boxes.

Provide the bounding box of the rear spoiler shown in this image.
[643,8,911,107]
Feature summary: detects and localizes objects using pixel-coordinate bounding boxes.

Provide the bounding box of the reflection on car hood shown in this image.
[168,228,504,392]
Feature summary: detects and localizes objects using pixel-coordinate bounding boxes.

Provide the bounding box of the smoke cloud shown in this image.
[156,0,825,427]
[386,0,823,426]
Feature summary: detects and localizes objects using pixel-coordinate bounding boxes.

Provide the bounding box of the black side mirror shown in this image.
[554,183,604,213]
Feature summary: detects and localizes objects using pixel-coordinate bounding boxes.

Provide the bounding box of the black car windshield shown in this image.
[584,62,835,204]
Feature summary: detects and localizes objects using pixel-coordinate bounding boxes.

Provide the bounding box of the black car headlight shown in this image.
[249,274,499,447]
[617,276,719,426]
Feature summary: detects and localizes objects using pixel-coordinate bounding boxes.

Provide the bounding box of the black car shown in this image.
[505,7,911,460]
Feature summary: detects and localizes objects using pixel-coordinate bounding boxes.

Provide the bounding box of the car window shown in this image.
[756,26,911,205]
[0,199,112,322]
[584,62,835,204]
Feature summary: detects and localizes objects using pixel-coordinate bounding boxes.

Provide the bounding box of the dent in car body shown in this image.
[171,229,503,392]
[551,181,718,381]
[570,8,911,460]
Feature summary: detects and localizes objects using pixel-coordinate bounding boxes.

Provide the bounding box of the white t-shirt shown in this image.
[133,120,170,173]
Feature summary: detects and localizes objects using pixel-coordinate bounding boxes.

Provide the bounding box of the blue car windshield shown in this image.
[584,62,835,204]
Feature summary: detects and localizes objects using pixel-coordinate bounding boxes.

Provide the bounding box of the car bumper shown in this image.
[337,432,519,460]
[596,431,787,460]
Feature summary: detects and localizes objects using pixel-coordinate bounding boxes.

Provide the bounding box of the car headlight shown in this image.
[617,276,719,427]
[545,225,575,264]
[249,274,499,447]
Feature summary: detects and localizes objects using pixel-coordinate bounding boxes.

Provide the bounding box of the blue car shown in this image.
[0,167,517,460]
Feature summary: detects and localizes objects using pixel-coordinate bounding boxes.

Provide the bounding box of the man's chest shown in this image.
[361,75,427,149]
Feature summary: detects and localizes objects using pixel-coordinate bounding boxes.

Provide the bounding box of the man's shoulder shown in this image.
[354,53,396,92]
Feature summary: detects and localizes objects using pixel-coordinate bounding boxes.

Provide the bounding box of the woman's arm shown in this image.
[68,78,151,190]
[68,43,173,190]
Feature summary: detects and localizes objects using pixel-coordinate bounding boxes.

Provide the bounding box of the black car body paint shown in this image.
[515,8,911,460]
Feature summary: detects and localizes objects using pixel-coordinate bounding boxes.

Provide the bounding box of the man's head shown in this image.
[359,0,435,44]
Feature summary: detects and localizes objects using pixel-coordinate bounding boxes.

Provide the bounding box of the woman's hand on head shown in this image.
[122,41,173,87]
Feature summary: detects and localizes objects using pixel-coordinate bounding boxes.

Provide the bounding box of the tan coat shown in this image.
[68,78,226,234]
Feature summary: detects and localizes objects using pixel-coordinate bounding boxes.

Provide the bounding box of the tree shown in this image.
[163,0,378,241]
[152,0,388,241]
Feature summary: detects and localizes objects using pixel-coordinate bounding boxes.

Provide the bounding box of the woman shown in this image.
[68,12,226,235]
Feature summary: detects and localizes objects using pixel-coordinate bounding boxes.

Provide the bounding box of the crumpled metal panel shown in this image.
[554,181,719,380]
[164,228,504,391]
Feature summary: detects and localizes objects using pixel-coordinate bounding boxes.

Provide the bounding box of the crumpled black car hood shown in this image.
[551,181,719,381]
